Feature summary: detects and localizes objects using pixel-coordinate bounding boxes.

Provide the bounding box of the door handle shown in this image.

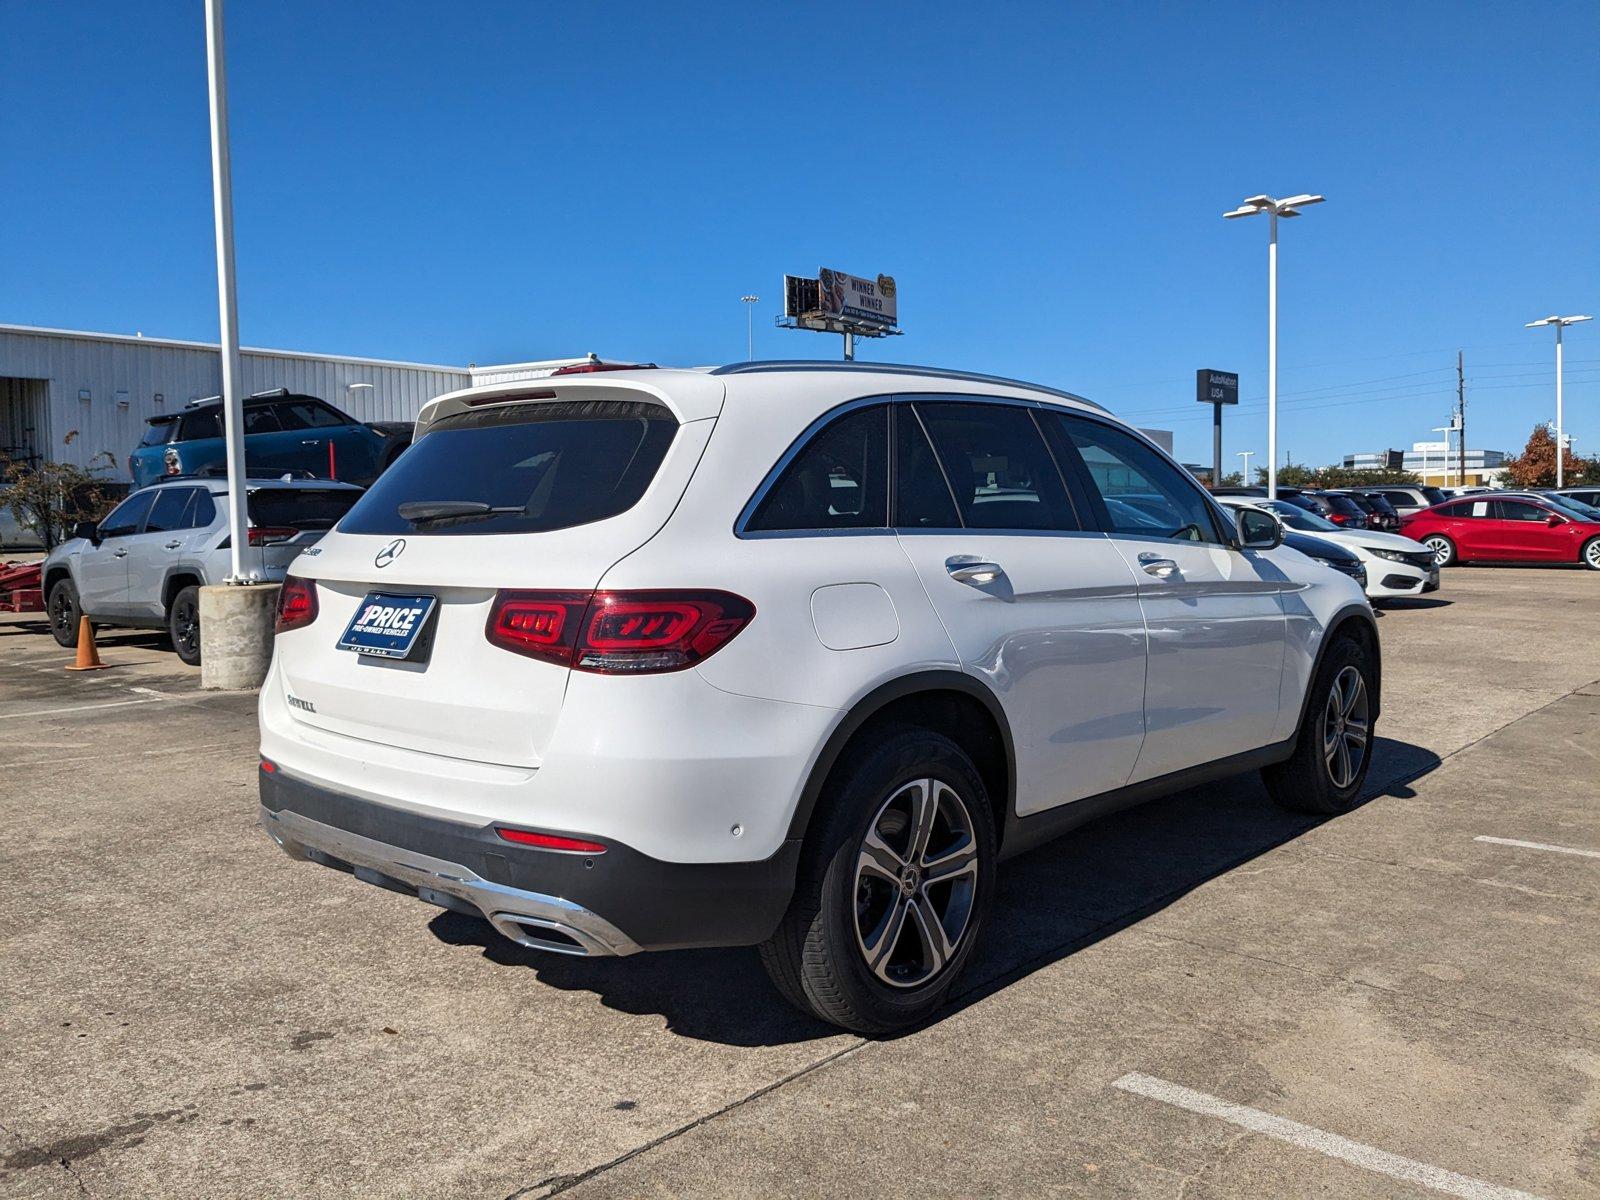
[945,558,1004,586]
[1137,551,1178,578]
[112,548,128,558]
[300,438,321,445]
[165,540,182,550]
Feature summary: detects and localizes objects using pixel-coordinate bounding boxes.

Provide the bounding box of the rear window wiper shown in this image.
[397,500,526,527]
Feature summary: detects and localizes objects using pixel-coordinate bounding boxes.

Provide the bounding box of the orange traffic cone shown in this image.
[66,614,110,671]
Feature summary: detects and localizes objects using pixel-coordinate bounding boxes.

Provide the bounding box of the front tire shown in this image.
[168,585,202,665]
[47,579,82,648]
[759,729,996,1034]
[1581,537,1600,571]
[1422,534,1456,567]
[1262,634,1376,815]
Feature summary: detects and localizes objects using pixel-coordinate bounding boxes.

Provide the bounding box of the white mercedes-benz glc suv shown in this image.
[259,362,1379,1033]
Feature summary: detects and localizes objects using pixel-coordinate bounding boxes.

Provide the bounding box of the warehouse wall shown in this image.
[0,326,469,481]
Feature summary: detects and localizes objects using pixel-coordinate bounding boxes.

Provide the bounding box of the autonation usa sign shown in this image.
[819,268,898,329]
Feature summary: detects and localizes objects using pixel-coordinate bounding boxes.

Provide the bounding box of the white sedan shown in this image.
[1219,496,1440,601]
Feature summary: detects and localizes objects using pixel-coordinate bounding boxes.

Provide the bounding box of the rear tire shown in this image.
[168,585,202,666]
[1263,634,1376,815]
[759,728,996,1034]
[1421,534,1456,568]
[1581,537,1600,571]
[47,579,81,648]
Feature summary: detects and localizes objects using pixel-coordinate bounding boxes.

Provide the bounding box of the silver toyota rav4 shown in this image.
[42,475,362,664]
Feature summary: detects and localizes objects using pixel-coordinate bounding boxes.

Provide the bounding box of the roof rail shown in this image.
[709,360,1104,411]
[184,386,294,408]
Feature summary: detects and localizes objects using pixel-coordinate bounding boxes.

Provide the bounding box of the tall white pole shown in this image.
[747,304,754,362]
[1237,449,1254,483]
[1267,211,1279,500]
[204,0,249,582]
[1555,323,1565,488]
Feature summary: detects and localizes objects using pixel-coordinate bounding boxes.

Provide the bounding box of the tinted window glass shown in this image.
[1421,487,1448,506]
[748,405,888,532]
[1497,500,1549,522]
[191,490,218,528]
[916,402,1076,531]
[180,410,221,441]
[340,399,679,537]
[1051,414,1219,543]
[248,488,361,530]
[244,407,282,434]
[277,400,346,430]
[144,487,196,533]
[1326,495,1366,519]
[893,407,959,529]
[1444,499,1491,518]
[99,490,156,538]
[140,418,178,447]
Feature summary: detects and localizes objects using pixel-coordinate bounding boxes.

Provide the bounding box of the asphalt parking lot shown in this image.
[2,568,1597,1199]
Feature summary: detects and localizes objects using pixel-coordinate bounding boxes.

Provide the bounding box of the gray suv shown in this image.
[42,476,362,664]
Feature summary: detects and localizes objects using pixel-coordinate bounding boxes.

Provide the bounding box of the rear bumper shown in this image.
[259,767,801,954]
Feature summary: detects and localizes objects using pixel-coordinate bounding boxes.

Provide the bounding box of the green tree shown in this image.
[0,451,118,551]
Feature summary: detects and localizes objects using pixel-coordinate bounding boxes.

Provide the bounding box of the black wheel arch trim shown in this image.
[1297,602,1381,733]
[783,669,1018,849]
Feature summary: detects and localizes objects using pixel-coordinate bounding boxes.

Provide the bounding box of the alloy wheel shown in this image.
[853,777,979,989]
[1586,540,1600,570]
[50,591,74,635]
[1423,536,1451,566]
[1321,665,1370,790]
[174,598,199,658]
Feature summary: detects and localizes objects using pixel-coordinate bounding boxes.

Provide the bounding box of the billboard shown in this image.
[816,269,898,330]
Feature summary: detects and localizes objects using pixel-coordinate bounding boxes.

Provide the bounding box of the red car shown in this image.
[1401,494,1600,570]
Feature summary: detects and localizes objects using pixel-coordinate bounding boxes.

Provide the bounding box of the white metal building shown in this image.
[0,324,474,483]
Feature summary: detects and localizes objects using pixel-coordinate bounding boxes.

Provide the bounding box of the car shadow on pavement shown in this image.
[427,734,1441,1047]
[1376,598,1451,612]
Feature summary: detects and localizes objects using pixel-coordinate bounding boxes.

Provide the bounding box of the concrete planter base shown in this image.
[200,583,279,691]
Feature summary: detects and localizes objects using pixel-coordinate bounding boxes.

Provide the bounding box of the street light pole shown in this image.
[1526,315,1591,487]
[1225,193,1324,501]
[740,295,760,362]
[1237,449,1255,484]
[1431,425,1452,488]
[204,0,249,582]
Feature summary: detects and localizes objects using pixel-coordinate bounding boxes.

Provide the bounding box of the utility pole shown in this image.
[1455,351,1466,487]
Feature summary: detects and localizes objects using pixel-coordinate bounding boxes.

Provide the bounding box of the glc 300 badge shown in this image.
[374,538,406,568]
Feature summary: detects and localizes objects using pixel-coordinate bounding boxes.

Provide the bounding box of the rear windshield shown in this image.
[1326,495,1365,517]
[248,488,362,531]
[337,399,678,536]
[141,417,179,447]
[1421,487,1448,506]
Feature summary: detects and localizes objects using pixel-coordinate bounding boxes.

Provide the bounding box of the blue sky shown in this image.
[3,1,1597,468]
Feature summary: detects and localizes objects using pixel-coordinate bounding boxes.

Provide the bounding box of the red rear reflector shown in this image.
[260,758,277,773]
[274,575,319,633]
[495,828,607,854]
[485,589,754,673]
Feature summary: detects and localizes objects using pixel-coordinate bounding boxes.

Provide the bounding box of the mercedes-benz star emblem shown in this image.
[374,538,406,569]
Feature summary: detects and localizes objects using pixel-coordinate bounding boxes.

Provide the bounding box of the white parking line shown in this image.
[1111,1073,1543,1200]
[0,697,167,720]
[1474,836,1600,861]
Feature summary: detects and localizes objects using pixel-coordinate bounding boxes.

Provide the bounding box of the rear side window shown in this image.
[180,410,221,441]
[192,490,218,527]
[249,488,361,531]
[276,400,347,430]
[141,418,178,448]
[915,402,1077,531]
[244,407,283,434]
[145,487,197,533]
[748,404,888,532]
[1439,500,1490,518]
[339,399,678,536]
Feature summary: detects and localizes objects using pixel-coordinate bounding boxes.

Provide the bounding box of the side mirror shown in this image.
[1547,514,1563,526]
[72,520,100,544]
[1235,507,1283,550]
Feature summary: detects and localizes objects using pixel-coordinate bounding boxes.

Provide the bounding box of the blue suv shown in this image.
[129,389,410,489]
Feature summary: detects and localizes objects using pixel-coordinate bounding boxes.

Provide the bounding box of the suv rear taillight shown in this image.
[275,575,319,633]
[249,526,298,546]
[486,589,754,674]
